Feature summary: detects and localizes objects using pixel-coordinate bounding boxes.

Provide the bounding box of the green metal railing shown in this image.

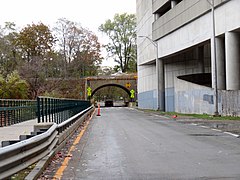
[37,97,91,124]
[0,97,91,127]
[0,99,37,127]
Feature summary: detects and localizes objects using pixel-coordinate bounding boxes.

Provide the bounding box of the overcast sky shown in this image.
[0,0,136,66]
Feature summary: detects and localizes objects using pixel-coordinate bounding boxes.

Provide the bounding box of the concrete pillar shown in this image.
[157,58,165,111]
[210,36,216,89]
[216,37,226,90]
[225,32,240,90]
[198,46,205,73]
[154,13,160,20]
[171,0,177,8]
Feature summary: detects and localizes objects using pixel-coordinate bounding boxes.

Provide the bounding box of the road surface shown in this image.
[60,107,240,179]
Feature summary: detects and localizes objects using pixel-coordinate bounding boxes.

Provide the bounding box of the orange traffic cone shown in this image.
[172,115,177,118]
[97,104,101,116]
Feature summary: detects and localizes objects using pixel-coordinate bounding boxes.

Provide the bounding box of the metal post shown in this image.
[155,43,160,111]
[3,100,7,126]
[37,97,41,123]
[207,0,219,116]
[17,100,20,123]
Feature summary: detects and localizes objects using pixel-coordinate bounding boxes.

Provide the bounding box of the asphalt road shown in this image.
[61,107,240,180]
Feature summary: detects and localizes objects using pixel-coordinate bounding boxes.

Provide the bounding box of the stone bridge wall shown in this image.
[85,74,137,101]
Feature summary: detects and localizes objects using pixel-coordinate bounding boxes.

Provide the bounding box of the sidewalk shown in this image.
[0,119,38,147]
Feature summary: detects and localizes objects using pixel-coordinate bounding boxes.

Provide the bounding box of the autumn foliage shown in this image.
[0,19,102,99]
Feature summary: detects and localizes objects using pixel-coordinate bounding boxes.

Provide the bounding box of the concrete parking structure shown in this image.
[137,0,240,116]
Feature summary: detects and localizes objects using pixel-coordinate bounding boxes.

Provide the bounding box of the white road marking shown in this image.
[153,114,170,119]
[131,109,240,139]
[191,124,239,138]
[200,125,209,129]
[211,128,222,132]
[223,132,240,138]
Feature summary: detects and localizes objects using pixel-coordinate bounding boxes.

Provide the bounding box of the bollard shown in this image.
[97,104,101,116]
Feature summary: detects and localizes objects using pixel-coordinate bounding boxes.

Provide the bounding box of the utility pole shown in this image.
[207,0,219,116]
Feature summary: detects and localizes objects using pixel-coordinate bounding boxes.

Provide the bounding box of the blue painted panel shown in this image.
[138,90,157,109]
[203,94,214,104]
[165,87,175,112]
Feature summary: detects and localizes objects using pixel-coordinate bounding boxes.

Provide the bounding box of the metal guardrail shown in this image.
[57,106,93,134]
[0,123,58,179]
[0,105,94,179]
[0,99,37,127]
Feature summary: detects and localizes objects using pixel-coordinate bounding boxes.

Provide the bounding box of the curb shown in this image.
[25,109,95,179]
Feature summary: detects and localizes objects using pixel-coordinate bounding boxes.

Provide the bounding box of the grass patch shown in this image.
[11,163,36,179]
[138,108,240,121]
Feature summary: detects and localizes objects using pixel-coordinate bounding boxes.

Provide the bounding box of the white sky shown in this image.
[0,0,136,66]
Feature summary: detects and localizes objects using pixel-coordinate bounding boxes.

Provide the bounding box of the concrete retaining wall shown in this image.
[164,46,211,112]
[175,77,240,116]
[175,77,215,114]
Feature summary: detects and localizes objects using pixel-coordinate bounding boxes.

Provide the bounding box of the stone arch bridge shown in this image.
[85,74,137,101]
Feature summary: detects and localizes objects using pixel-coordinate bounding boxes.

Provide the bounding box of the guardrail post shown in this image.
[37,97,41,123]
[4,100,7,126]
[0,99,3,127]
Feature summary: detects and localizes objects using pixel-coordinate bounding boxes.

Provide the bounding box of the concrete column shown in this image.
[210,36,216,89]
[216,37,226,90]
[198,46,205,73]
[154,13,160,20]
[157,58,165,111]
[225,32,240,90]
[171,0,177,8]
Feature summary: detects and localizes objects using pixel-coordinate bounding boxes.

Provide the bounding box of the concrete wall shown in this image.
[220,90,240,116]
[152,0,169,14]
[175,78,215,114]
[138,64,157,109]
[137,0,158,109]
[156,0,240,59]
[164,45,211,111]
[152,0,226,41]
[175,77,240,116]
[137,0,156,65]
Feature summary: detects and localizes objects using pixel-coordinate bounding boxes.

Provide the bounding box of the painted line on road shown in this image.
[190,123,198,126]
[200,125,209,129]
[129,108,144,113]
[223,131,240,138]
[189,123,239,138]
[53,110,95,179]
[153,114,170,119]
[211,128,222,132]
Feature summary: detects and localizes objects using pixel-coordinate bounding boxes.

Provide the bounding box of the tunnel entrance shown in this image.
[91,84,131,107]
